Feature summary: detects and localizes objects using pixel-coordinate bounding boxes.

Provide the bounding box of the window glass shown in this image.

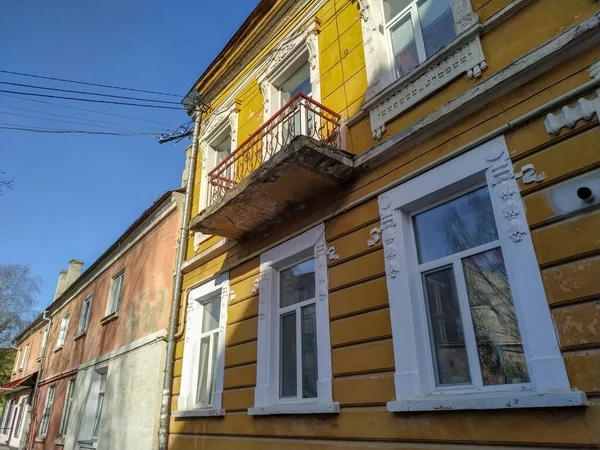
[196,296,222,406]
[40,386,55,436]
[215,133,232,166]
[110,272,125,313]
[56,314,70,348]
[280,64,311,105]
[92,372,106,438]
[413,186,498,264]
[390,15,420,78]
[301,304,318,398]
[463,248,529,385]
[280,259,315,308]
[417,0,456,56]
[201,296,221,333]
[279,312,297,398]
[423,267,470,385]
[383,0,412,21]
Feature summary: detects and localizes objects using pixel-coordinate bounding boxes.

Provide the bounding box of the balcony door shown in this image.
[279,63,312,144]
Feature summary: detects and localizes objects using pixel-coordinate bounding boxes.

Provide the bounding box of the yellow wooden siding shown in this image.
[174,0,600,447]
[170,400,600,446]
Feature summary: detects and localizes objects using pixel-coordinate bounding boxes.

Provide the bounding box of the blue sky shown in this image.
[0,0,259,311]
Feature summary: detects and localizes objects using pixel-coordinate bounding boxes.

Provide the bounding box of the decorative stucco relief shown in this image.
[369,35,486,139]
[544,91,600,135]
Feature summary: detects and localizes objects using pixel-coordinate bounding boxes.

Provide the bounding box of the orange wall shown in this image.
[10,324,48,382]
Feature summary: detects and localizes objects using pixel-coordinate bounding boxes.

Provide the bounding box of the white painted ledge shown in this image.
[387,390,587,412]
[172,408,225,418]
[248,401,340,416]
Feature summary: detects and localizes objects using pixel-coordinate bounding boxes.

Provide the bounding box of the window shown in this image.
[78,294,93,335]
[1,399,14,434]
[13,350,21,372]
[106,272,124,316]
[92,372,106,438]
[19,345,29,370]
[12,396,26,438]
[176,273,228,417]
[59,380,76,437]
[40,329,48,357]
[379,136,586,411]
[56,313,70,349]
[383,0,455,78]
[39,386,55,437]
[250,224,337,415]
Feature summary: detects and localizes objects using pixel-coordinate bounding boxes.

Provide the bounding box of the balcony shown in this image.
[190,93,353,239]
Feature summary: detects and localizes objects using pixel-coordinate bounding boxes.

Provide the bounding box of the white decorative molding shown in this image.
[369,34,486,139]
[515,163,546,184]
[326,246,339,261]
[589,59,600,79]
[252,277,260,294]
[178,273,229,413]
[544,91,600,135]
[378,136,583,412]
[253,224,336,415]
[259,81,272,119]
[450,0,480,33]
[367,227,381,247]
[229,290,236,303]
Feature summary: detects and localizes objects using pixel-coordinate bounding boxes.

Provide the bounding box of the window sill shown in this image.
[34,436,45,443]
[37,357,42,362]
[54,438,65,446]
[53,346,63,353]
[172,408,225,418]
[74,332,87,341]
[248,401,340,416]
[387,390,587,412]
[100,312,119,325]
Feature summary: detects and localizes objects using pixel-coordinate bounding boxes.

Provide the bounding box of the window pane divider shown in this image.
[452,258,484,389]
[279,297,316,315]
[295,305,302,400]
[417,240,500,273]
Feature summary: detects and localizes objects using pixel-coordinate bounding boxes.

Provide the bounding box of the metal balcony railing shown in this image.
[207,93,342,207]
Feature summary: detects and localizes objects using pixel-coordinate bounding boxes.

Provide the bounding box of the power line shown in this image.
[0,110,165,132]
[0,93,180,127]
[0,81,182,105]
[0,69,181,98]
[0,122,160,137]
[0,104,165,131]
[0,89,184,110]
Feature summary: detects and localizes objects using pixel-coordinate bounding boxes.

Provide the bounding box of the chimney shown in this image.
[53,270,68,301]
[65,260,84,289]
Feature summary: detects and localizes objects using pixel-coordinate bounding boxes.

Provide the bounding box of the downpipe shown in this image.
[19,310,51,450]
[157,103,203,450]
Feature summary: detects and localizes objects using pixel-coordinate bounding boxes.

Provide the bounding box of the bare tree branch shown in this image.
[0,170,14,196]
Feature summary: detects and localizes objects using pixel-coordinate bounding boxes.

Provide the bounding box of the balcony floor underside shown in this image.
[190,136,354,240]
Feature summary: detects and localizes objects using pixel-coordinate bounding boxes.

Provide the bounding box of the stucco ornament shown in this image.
[514,164,546,184]
[544,92,600,135]
[367,227,381,247]
[488,159,528,243]
[327,246,339,261]
[251,277,260,294]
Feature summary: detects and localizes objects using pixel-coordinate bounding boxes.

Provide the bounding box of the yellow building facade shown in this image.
[168,0,600,448]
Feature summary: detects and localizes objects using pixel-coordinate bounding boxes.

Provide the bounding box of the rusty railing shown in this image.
[207,92,341,206]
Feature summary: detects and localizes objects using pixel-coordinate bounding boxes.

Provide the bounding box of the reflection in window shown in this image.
[413,186,529,387]
[383,0,456,78]
[196,295,221,406]
[278,259,318,399]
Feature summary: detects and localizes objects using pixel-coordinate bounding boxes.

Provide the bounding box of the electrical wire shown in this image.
[0,93,179,127]
[0,81,181,105]
[0,122,160,137]
[0,89,184,110]
[0,110,167,132]
[0,104,166,131]
[0,69,181,97]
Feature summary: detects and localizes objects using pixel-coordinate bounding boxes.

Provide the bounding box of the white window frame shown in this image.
[19,344,29,370]
[77,294,93,335]
[91,371,106,439]
[105,271,124,316]
[39,386,55,437]
[175,273,229,417]
[259,25,321,123]
[378,136,587,412]
[55,313,70,349]
[249,223,338,415]
[357,0,484,139]
[58,379,76,437]
[12,395,27,438]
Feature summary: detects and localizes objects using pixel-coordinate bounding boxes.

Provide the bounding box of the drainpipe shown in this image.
[19,310,51,450]
[157,100,205,450]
